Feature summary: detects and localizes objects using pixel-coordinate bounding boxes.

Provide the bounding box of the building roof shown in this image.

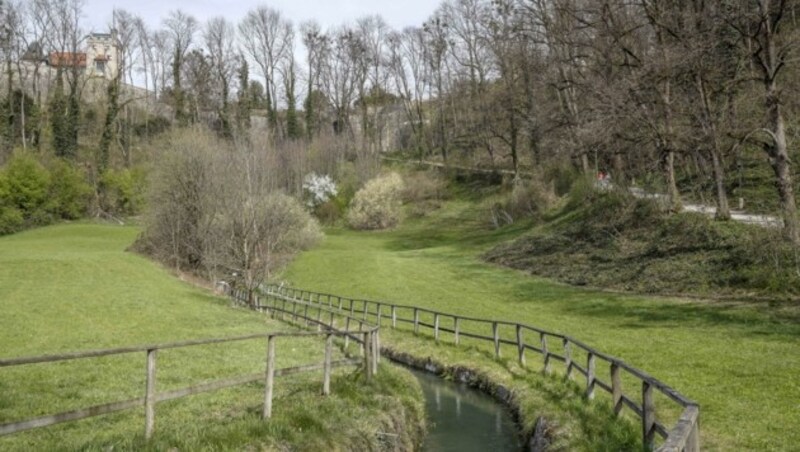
[49,52,87,68]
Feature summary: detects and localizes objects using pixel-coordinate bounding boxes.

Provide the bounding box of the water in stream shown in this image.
[411,369,521,452]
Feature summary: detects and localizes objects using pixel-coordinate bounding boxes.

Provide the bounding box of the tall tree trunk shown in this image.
[696,74,730,220]
[766,87,799,243]
[710,148,730,220]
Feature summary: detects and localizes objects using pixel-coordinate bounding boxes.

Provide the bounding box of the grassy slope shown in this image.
[0,224,424,451]
[283,198,800,451]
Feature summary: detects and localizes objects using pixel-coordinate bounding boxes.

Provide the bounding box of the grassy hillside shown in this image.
[282,195,800,450]
[486,186,800,299]
[0,224,424,451]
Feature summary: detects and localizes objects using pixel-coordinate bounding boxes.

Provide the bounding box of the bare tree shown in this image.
[300,20,327,139]
[163,9,197,126]
[728,0,800,243]
[239,6,293,137]
[204,16,237,139]
[387,27,431,158]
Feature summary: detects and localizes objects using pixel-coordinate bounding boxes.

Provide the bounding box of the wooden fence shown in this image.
[262,284,700,452]
[0,291,379,441]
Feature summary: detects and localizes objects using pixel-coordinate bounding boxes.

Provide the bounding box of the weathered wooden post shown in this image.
[391,306,397,329]
[376,304,382,326]
[263,335,276,418]
[328,311,335,329]
[611,362,622,416]
[362,301,369,321]
[338,296,343,310]
[454,317,460,346]
[373,330,380,372]
[642,380,655,449]
[434,313,440,342]
[413,308,420,335]
[144,348,157,440]
[586,352,596,400]
[563,338,573,381]
[344,317,351,349]
[516,325,526,367]
[349,299,355,317]
[363,332,372,382]
[687,414,700,452]
[323,334,332,395]
[541,333,551,374]
[492,322,501,358]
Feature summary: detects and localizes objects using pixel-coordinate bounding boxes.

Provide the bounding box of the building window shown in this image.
[95,60,106,74]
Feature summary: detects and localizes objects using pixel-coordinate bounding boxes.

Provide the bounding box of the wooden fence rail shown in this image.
[262,284,700,452]
[0,290,381,441]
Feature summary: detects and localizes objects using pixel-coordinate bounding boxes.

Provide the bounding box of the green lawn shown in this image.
[283,199,800,451]
[0,224,424,451]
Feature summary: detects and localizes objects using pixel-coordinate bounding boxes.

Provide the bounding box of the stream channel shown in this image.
[410,368,522,451]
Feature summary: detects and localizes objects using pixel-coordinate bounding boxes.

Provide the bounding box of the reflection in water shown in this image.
[411,369,521,452]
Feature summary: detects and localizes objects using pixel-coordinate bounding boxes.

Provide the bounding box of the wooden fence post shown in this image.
[454,317,460,346]
[328,311,335,329]
[687,416,700,452]
[563,338,573,381]
[642,380,655,450]
[362,301,368,321]
[413,309,420,335]
[611,362,622,416]
[541,333,551,374]
[373,330,380,372]
[338,296,343,310]
[349,299,355,317]
[323,334,332,395]
[263,335,276,418]
[586,352,596,400]
[492,322,501,358]
[391,306,397,329]
[434,314,440,342]
[344,317,351,349]
[363,332,372,382]
[516,325,526,367]
[144,348,157,440]
[376,304,382,326]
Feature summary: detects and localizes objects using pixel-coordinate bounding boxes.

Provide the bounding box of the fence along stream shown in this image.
[262,284,700,452]
[0,288,379,441]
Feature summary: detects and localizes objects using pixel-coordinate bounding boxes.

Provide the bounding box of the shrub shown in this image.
[101,167,147,216]
[402,170,446,203]
[210,192,322,295]
[48,159,92,220]
[0,176,23,234]
[2,154,51,216]
[347,172,405,230]
[488,179,558,228]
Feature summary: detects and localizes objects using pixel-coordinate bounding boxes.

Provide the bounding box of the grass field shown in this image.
[283,198,800,451]
[0,224,424,451]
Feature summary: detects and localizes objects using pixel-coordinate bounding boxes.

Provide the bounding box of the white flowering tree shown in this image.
[302,172,338,208]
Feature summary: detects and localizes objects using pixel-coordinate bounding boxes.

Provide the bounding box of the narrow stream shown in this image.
[410,369,522,452]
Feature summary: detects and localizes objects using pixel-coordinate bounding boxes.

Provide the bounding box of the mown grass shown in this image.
[0,223,424,451]
[283,196,800,451]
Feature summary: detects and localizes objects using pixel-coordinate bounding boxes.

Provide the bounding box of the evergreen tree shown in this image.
[235,57,251,134]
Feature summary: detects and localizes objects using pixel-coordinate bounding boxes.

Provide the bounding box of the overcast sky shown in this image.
[83,0,439,34]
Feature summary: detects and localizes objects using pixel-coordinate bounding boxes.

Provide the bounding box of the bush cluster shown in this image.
[0,154,91,235]
[347,172,405,230]
[137,130,321,295]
